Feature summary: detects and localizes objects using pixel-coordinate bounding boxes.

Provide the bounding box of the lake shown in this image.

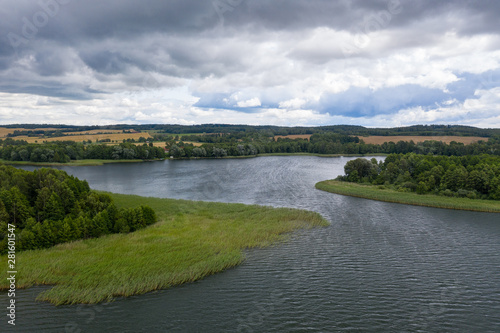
[7,156,500,332]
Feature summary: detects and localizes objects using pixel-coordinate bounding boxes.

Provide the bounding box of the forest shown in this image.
[0,140,166,163]
[339,153,500,200]
[0,165,157,253]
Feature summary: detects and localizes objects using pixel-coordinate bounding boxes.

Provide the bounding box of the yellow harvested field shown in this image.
[0,127,65,137]
[0,128,21,137]
[274,134,312,140]
[63,129,131,135]
[15,132,152,143]
[132,142,166,148]
[359,135,488,145]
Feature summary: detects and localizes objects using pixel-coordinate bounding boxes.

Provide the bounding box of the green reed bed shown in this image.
[0,193,327,305]
[316,180,500,213]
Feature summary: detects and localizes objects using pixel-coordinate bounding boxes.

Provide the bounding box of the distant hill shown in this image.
[2,124,500,137]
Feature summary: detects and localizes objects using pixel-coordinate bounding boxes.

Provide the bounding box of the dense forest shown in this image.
[0,165,157,253]
[0,141,166,163]
[339,154,500,200]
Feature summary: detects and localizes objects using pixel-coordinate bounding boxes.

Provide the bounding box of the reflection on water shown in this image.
[7,156,500,332]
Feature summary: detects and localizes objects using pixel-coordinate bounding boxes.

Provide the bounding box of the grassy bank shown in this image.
[0,193,328,305]
[0,159,160,166]
[316,180,500,213]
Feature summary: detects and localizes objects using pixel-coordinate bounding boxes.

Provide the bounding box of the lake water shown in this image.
[6,156,500,332]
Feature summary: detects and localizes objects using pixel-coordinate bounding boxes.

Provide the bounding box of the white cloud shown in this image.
[279,98,307,109]
[236,98,261,108]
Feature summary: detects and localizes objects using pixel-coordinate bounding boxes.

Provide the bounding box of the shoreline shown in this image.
[1,154,388,165]
[315,180,500,213]
[0,158,164,166]
[171,152,389,160]
[0,192,328,305]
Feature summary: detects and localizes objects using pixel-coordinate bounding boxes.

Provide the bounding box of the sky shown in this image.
[1,0,500,127]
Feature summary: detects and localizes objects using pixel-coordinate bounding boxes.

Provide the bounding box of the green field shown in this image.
[0,193,327,305]
[316,180,500,213]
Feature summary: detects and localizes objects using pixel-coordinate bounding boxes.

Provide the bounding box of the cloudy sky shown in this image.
[1,0,500,127]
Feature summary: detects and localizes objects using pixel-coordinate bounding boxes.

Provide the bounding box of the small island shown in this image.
[316,153,500,213]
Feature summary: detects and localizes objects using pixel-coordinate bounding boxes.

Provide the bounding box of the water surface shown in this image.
[6,156,500,332]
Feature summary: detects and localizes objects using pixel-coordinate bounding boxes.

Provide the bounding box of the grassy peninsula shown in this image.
[0,193,327,305]
[316,180,500,213]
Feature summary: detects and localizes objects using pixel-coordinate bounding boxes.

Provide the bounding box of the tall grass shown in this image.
[316,180,500,213]
[0,193,327,305]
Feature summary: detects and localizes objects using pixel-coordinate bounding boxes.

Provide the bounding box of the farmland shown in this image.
[0,126,152,143]
[274,134,312,140]
[0,127,65,137]
[268,134,489,145]
[358,135,488,145]
[63,129,127,135]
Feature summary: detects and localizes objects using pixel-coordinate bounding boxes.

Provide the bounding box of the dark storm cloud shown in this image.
[0,83,97,100]
[0,0,498,77]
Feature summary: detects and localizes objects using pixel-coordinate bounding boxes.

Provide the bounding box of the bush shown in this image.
[402,181,417,192]
[441,189,455,197]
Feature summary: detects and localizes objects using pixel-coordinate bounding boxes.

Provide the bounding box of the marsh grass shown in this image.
[0,193,327,305]
[316,180,500,213]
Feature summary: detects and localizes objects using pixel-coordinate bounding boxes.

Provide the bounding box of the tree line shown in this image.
[0,165,157,253]
[340,153,500,200]
[5,124,500,137]
[168,133,500,158]
[0,141,166,163]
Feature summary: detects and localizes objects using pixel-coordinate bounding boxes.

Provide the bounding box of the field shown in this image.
[63,129,130,135]
[316,180,500,213]
[132,141,166,148]
[0,126,152,143]
[0,193,328,305]
[274,134,312,140]
[14,132,152,143]
[0,127,65,138]
[131,141,201,148]
[358,135,488,145]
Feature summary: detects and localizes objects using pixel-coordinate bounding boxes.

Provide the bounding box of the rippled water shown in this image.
[6,156,500,332]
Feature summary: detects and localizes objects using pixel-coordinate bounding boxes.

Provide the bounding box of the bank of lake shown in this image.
[316,179,500,213]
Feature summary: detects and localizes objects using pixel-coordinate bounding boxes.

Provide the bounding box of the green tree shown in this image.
[45,193,65,221]
[442,166,468,192]
[344,158,377,182]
